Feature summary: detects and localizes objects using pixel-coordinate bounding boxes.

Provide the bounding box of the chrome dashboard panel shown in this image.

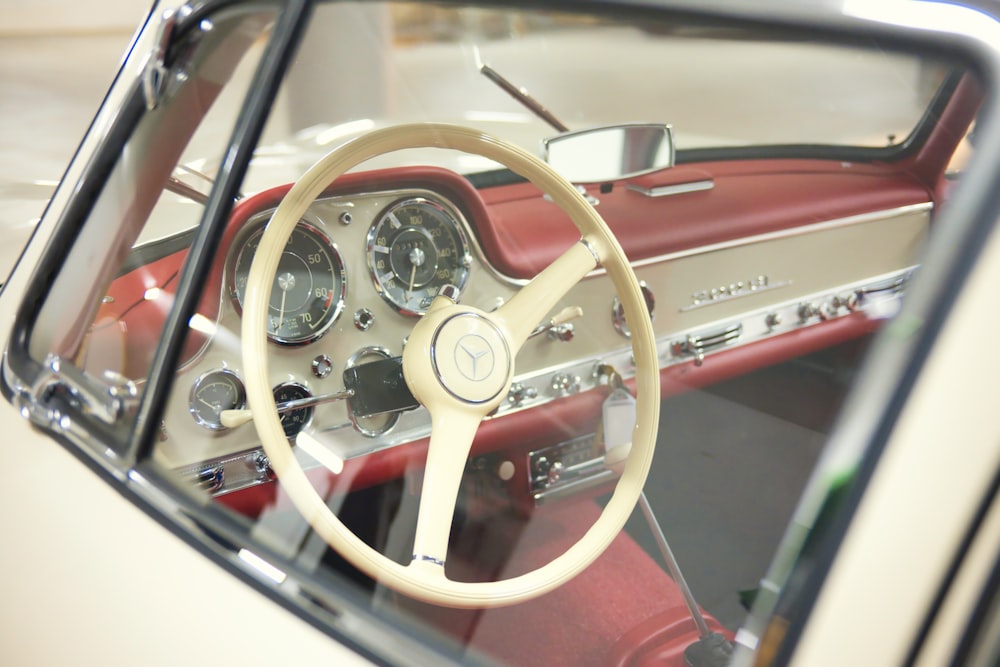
[161,190,930,496]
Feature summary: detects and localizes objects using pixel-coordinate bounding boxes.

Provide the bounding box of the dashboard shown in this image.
[87,163,931,508]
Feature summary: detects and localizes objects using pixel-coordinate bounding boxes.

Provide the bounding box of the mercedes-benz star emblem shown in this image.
[455,334,495,382]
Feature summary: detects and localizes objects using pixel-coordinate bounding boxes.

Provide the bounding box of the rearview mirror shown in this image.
[543,123,675,183]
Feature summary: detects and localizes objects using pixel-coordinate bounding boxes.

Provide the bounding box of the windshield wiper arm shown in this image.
[166,165,242,205]
[479,63,569,133]
[166,175,209,205]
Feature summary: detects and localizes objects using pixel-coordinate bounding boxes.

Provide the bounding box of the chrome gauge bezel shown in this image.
[611,281,656,338]
[229,214,348,346]
[366,196,472,316]
[189,368,247,431]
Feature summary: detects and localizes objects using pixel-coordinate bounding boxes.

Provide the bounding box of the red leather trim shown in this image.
[219,165,491,253]
[605,612,732,667]
[477,160,931,279]
[398,499,727,666]
[897,73,983,199]
[86,253,200,380]
[215,481,277,518]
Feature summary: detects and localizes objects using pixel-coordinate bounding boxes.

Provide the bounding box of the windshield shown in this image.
[314,13,929,136]
[241,5,942,188]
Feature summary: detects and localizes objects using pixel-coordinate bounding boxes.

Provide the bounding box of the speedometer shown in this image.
[230,220,347,345]
[366,197,472,316]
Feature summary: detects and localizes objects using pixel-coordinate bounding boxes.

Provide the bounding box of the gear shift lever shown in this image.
[638,492,733,667]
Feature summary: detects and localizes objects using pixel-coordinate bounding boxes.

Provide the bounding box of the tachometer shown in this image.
[231,220,347,345]
[366,197,471,315]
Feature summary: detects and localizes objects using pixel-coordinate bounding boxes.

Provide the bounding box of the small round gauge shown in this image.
[366,197,471,315]
[273,382,313,439]
[189,369,246,431]
[231,220,347,345]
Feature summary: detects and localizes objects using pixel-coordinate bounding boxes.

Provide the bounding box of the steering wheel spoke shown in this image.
[495,238,599,352]
[410,407,483,572]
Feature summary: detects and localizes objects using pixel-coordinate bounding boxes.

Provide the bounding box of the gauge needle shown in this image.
[407,261,417,297]
[277,288,287,330]
[407,247,425,297]
[276,271,294,329]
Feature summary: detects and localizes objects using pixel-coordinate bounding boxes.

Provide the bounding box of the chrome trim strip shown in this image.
[579,237,602,265]
[680,279,793,312]
[412,554,446,567]
[628,202,931,270]
[626,179,714,198]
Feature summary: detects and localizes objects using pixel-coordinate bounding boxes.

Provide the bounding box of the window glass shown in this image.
[26,7,276,399]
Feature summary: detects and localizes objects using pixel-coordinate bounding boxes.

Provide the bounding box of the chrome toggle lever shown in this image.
[671,323,742,367]
[528,305,584,341]
[220,388,354,429]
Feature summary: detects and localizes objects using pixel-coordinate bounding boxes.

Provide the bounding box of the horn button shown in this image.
[431,313,512,403]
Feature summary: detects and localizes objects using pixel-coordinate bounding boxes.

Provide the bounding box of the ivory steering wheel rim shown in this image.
[241,123,659,608]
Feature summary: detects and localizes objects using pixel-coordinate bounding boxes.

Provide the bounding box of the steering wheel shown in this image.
[241,123,659,608]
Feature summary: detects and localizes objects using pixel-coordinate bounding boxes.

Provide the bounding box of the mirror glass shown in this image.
[544,124,675,183]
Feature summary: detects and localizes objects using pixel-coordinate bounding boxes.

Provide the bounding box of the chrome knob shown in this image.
[534,456,550,476]
[354,308,374,331]
[798,303,820,322]
[311,354,334,378]
[844,292,860,311]
[195,466,224,493]
[508,382,538,407]
[546,461,565,486]
[254,454,276,481]
[551,373,581,396]
[547,323,575,342]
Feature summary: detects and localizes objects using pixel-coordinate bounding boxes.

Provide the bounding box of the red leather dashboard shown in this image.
[478,159,931,278]
[100,156,930,380]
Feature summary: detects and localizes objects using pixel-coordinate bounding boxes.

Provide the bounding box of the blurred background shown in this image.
[0,1,947,280]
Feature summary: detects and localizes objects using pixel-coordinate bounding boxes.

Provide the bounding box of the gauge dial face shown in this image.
[367,197,471,315]
[273,382,313,439]
[231,221,347,345]
[189,369,246,430]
